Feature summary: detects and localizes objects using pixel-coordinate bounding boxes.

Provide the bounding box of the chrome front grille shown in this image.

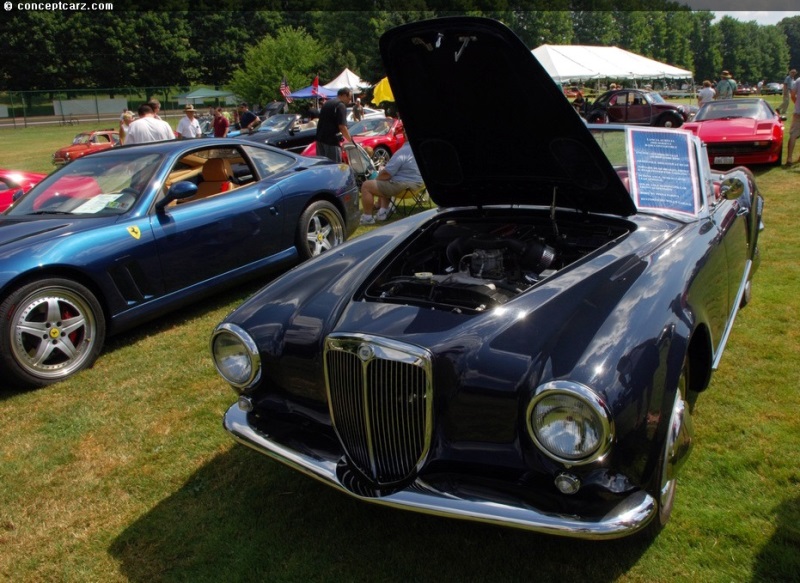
[324,334,432,486]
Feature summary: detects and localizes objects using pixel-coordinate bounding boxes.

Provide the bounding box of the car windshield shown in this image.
[647,92,667,104]
[72,133,92,145]
[694,102,767,121]
[7,152,162,217]
[258,114,296,133]
[349,118,391,136]
[589,126,705,219]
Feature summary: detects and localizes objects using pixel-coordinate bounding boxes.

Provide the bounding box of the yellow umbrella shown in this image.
[372,77,394,103]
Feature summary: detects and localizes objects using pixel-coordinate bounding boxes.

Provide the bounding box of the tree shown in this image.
[190,11,285,87]
[228,27,327,106]
[777,16,800,77]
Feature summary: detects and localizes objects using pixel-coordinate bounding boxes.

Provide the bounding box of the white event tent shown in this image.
[323,68,372,91]
[532,45,693,84]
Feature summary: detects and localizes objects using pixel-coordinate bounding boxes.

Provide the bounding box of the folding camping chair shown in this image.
[342,142,377,188]
[386,183,430,218]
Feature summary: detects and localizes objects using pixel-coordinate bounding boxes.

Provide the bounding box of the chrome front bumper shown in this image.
[224,403,656,540]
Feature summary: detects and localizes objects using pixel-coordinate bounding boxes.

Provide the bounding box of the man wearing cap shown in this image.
[352,97,364,122]
[715,71,737,100]
[177,104,202,139]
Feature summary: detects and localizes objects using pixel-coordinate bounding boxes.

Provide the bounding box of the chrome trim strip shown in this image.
[224,404,656,540]
[712,258,752,370]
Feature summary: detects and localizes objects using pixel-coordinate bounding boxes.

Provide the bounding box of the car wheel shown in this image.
[589,113,608,124]
[657,115,683,128]
[0,278,106,389]
[642,358,692,538]
[296,200,345,260]
[372,146,392,169]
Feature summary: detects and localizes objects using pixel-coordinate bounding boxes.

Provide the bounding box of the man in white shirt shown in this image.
[125,104,175,144]
[176,104,202,139]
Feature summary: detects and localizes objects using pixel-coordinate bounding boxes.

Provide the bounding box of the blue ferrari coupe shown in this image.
[0,138,360,389]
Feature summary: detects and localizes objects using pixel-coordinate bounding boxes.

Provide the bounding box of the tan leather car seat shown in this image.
[195,158,234,199]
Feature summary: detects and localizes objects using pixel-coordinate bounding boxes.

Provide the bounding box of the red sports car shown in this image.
[52,129,120,166]
[302,117,405,168]
[0,169,47,212]
[682,98,785,167]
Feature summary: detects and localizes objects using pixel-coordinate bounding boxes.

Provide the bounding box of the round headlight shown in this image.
[526,381,613,465]
[211,323,261,392]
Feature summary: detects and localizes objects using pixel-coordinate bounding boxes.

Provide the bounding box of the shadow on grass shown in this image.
[751,495,800,582]
[109,446,651,583]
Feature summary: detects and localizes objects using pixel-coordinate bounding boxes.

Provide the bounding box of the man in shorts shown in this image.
[360,142,423,224]
[785,78,800,166]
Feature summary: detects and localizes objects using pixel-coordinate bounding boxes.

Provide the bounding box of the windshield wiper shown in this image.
[26,210,74,215]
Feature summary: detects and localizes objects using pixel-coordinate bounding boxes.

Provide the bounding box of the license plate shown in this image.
[714,156,735,165]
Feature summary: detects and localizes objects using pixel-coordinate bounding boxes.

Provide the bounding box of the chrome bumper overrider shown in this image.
[224,403,656,540]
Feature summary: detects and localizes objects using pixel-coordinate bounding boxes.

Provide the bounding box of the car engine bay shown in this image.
[363,213,632,313]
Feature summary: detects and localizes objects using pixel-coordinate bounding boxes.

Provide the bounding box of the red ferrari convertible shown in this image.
[682,98,785,167]
[302,117,405,168]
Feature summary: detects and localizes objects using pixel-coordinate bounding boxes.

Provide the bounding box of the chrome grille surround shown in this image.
[324,333,433,486]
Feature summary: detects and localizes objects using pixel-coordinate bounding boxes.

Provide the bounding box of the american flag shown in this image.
[311,74,320,96]
[280,76,293,103]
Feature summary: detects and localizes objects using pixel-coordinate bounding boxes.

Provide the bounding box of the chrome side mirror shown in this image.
[719,177,744,200]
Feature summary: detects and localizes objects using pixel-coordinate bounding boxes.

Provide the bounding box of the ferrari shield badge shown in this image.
[127,226,141,240]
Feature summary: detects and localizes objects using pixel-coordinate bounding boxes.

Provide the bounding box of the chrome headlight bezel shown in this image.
[526,381,614,466]
[210,323,261,392]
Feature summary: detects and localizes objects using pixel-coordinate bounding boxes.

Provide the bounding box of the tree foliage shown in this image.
[0,9,794,96]
[228,26,327,105]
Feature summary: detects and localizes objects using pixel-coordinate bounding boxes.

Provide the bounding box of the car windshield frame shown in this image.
[7,152,164,217]
[693,101,770,122]
[589,126,708,222]
[258,114,298,133]
[349,118,393,136]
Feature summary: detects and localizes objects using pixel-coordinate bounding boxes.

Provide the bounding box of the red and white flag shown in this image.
[280,76,293,103]
[311,74,320,96]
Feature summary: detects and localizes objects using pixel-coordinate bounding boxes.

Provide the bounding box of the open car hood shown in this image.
[379,17,636,216]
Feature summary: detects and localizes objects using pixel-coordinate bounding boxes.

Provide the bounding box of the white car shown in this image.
[347,106,385,122]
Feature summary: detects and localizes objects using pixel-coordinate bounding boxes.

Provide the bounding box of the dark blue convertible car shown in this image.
[0,138,359,389]
[212,18,763,539]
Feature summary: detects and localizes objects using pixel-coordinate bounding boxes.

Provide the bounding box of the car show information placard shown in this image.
[626,128,699,217]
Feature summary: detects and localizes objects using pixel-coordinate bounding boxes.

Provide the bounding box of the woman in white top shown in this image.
[697,80,715,107]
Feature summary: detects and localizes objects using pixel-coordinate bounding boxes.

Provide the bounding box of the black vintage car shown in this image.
[235,113,318,153]
[212,17,762,539]
[585,88,692,127]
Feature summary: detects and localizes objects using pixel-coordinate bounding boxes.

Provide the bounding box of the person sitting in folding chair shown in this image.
[360,142,424,224]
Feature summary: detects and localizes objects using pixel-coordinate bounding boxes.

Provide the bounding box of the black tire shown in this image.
[588,112,608,124]
[0,278,106,389]
[641,358,692,539]
[296,200,345,260]
[372,146,392,169]
[656,114,683,128]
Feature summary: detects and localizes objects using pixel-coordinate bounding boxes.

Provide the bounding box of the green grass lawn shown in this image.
[0,119,798,582]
